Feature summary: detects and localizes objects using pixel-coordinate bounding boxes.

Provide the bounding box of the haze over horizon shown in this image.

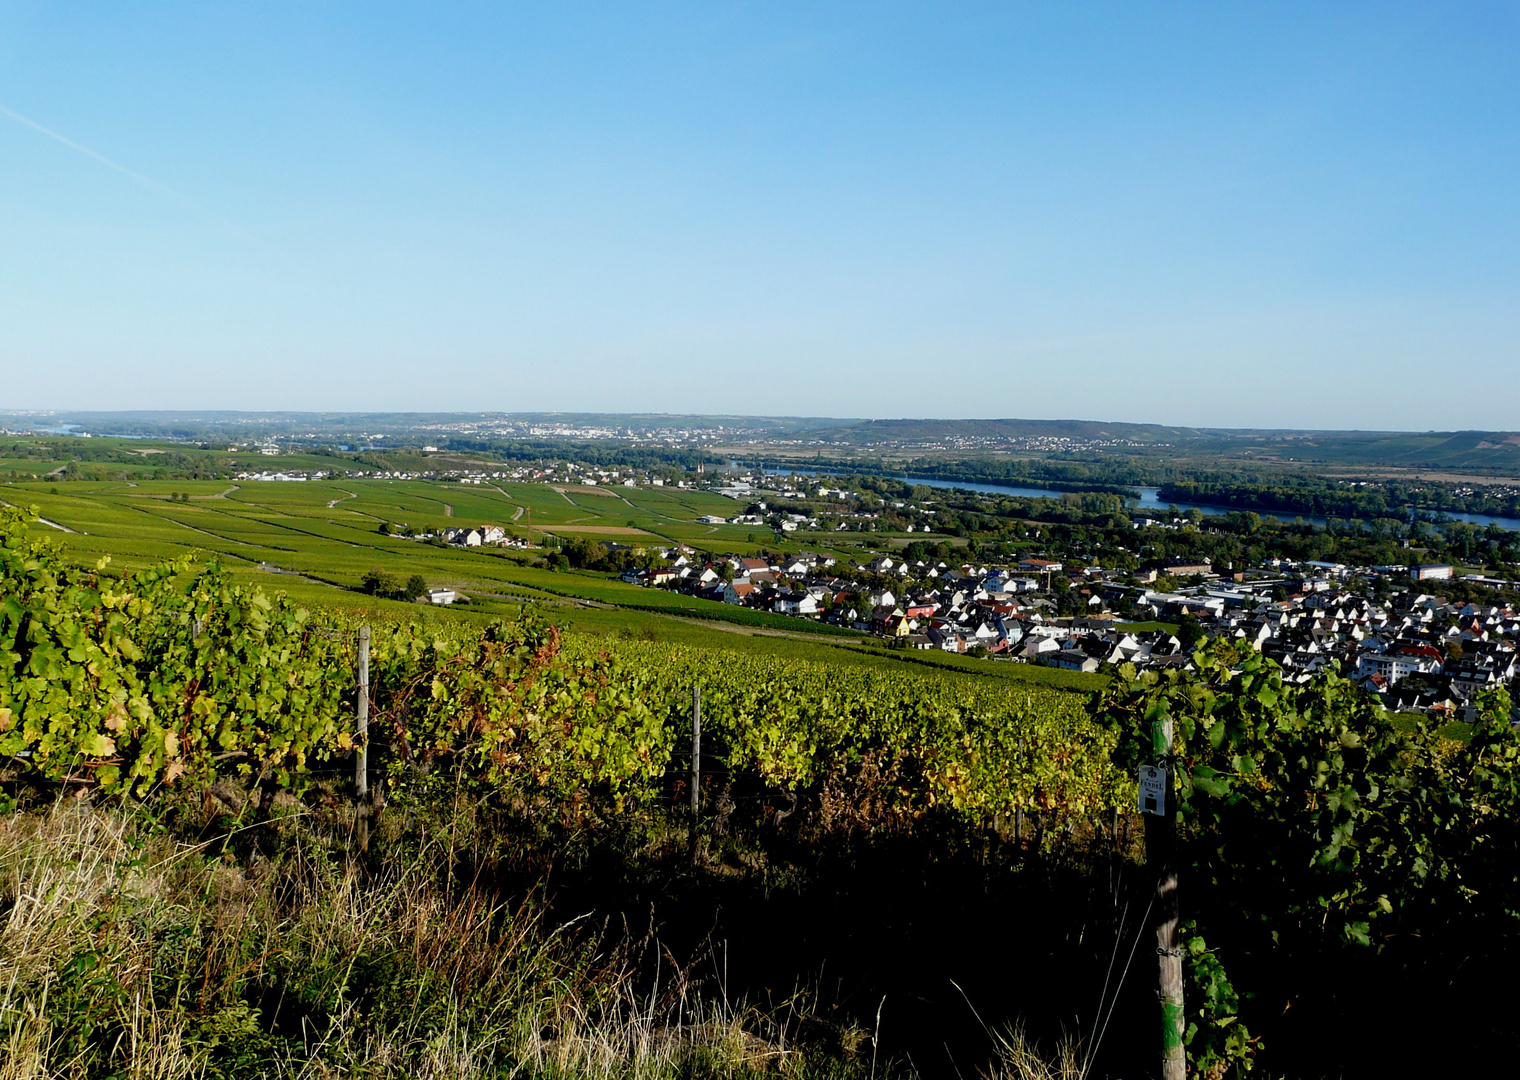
[2,4,1516,429]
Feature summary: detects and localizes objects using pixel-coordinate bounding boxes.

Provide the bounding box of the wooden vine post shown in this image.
[1142,710,1185,1079]
[689,685,701,864]
[356,625,371,853]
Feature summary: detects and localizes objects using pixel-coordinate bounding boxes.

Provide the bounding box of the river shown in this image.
[744,466,1520,531]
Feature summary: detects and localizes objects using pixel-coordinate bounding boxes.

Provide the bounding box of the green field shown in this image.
[4,476,1106,692]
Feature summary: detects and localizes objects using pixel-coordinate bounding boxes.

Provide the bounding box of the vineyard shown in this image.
[0,504,1122,827]
[5,475,1120,696]
[6,501,1520,1078]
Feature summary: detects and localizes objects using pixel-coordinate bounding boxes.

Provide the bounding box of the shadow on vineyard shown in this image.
[433,792,1520,1080]
[0,796,905,1080]
[494,814,1159,1079]
[4,504,1520,1079]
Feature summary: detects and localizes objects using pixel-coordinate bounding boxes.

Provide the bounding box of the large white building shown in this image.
[1355,650,1441,684]
[1410,564,1454,581]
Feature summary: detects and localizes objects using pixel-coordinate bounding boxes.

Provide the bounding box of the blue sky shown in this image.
[1,2,1516,428]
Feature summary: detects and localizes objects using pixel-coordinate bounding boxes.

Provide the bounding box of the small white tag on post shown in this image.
[1138,765,1169,816]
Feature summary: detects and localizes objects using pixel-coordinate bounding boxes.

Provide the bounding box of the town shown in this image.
[374,463,1520,725]
[618,547,1518,720]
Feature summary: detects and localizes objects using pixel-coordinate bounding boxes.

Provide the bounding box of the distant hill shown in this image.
[799,419,1520,471]
[800,417,1207,444]
[8,411,1520,473]
[12,411,858,440]
[1221,429,1520,470]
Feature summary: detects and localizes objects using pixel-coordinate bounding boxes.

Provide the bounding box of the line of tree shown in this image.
[1159,478,1520,521]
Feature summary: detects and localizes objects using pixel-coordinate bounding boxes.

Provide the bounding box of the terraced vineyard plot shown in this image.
[619,486,734,515]
[0,458,49,476]
[497,483,604,525]
[309,493,411,524]
[543,503,627,528]
[32,534,207,572]
[328,487,457,525]
[659,522,758,543]
[418,487,526,520]
[136,506,308,551]
[118,480,243,497]
[9,495,268,572]
[540,525,659,539]
[231,514,402,550]
[276,516,446,548]
[5,487,149,531]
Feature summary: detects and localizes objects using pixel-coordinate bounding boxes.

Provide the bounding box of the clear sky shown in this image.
[1,2,1516,429]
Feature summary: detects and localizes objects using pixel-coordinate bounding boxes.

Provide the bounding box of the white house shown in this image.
[774,594,820,616]
[1020,635,1061,659]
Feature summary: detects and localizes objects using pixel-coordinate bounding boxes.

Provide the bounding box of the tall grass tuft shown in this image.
[979,1025,1090,1080]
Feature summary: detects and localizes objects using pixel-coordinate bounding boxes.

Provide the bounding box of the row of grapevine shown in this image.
[0,508,353,797]
[564,638,1126,821]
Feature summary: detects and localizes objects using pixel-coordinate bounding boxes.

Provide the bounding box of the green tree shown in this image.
[403,574,428,601]
[563,537,607,569]
[361,567,398,596]
[602,548,637,573]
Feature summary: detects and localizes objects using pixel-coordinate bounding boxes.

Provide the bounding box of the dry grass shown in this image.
[0,800,1104,1080]
[0,800,870,1079]
[979,1026,1091,1080]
